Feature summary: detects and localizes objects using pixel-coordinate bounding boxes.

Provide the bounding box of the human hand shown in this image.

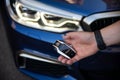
[58,31,99,65]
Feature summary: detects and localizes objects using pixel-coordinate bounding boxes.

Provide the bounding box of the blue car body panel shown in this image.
[13,22,62,43]
[20,69,76,80]
[36,0,120,15]
[5,0,120,80]
[11,0,120,43]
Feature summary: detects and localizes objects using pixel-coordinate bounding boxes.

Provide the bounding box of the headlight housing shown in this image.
[6,0,83,33]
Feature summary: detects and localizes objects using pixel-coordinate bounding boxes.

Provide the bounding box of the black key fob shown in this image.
[53,40,76,59]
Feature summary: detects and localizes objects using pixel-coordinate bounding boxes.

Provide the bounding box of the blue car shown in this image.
[2,0,120,80]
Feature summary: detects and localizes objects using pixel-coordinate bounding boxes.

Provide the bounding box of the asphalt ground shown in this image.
[0,1,34,80]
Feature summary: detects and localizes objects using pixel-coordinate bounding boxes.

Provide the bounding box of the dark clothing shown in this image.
[79,51,120,80]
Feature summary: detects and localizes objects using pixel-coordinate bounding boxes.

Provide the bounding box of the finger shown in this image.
[58,56,69,64]
[64,39,72,45]
[66,54,80,65]
[58,55,65,61]
[63,32,76,39]
[61,58,68,64]
[63,34,71,40]
[63,32,79,44]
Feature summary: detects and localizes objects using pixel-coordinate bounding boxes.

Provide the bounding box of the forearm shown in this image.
[100,20,120,46]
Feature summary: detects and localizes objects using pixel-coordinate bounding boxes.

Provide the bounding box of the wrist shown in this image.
[100,21,120,46]
[90,32,99,51]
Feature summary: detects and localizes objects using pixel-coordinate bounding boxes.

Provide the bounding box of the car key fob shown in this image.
[53,40,76,59]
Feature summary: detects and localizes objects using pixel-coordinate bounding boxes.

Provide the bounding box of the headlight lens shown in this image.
[6,0,82,33]
[16,3,40,21]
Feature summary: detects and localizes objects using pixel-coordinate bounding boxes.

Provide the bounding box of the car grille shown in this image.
[22,58,69,77]
[17,54,69,77]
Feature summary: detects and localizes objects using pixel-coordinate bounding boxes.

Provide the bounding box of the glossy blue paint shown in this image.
[11,27,60,57]
[36,0,109,15]
[13,22,63,43]
[11,21,78,79]
[20,69,76,80]
[7,0,120,80]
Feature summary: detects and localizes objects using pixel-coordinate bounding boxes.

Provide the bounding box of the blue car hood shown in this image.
[37,0,120,16]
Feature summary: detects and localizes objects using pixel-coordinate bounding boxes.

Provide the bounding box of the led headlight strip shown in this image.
[6,0,83,32]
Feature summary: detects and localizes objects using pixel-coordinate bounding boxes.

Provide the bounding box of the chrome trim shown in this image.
[20,53,60,64]
[18,50,68,66]
[83,11,120,25]
[53,45,71,59]
[6,0,18,22]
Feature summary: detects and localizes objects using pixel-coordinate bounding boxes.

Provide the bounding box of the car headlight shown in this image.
[6,0,83,33]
